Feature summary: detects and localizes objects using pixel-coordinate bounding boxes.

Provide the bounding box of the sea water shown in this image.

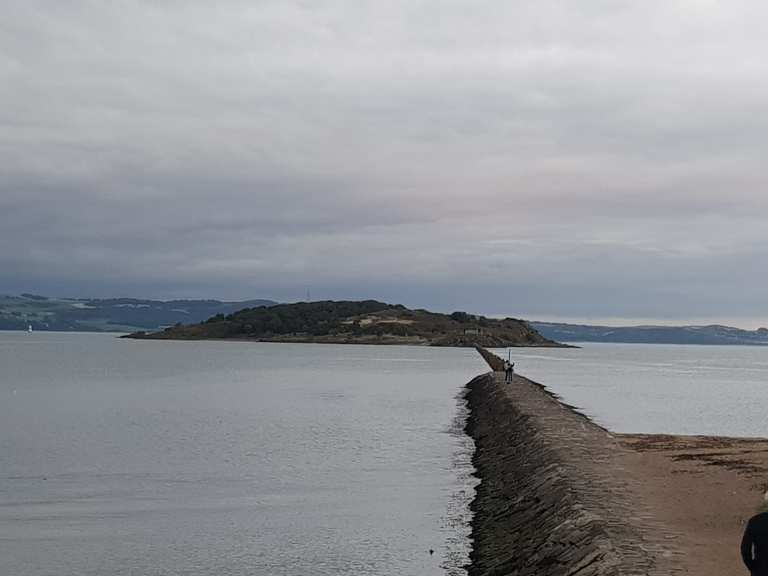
[0,333,483,576]
[496,342,768,437]
[4,335,768,576]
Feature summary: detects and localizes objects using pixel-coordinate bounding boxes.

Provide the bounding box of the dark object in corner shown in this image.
[741,511,768,575]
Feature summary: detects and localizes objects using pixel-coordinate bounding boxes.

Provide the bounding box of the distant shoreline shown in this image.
[532,320,768,346]
[122,332,573,348]
[122,300,572,348]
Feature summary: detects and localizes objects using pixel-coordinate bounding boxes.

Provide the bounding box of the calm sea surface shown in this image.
[0,332,484,576]
[3,335,768,576]
[495,342,768,437]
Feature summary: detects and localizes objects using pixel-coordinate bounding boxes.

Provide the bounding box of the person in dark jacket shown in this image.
[742,511,768,574]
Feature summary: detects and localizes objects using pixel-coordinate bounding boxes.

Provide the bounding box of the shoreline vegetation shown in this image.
[7,292,768,346]
[123,300,571,348]
[467,347,768,576]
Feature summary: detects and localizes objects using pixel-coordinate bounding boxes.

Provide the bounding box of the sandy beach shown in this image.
[617,434,768,576]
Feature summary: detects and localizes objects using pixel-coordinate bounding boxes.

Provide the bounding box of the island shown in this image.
[123,300,567,347]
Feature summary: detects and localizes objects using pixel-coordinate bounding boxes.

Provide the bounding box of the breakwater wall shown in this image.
[465,350,681,576]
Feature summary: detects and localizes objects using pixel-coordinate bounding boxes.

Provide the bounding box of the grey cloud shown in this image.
[2,1,768,324]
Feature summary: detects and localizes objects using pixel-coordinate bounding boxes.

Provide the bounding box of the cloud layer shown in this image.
[3,1,768,324]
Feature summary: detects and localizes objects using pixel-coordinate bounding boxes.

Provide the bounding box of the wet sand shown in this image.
[617,434,768,576]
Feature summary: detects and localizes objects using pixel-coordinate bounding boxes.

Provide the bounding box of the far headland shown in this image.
[123,299,570,348]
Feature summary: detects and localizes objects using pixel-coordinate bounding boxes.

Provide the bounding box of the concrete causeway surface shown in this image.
[467,347,686,576]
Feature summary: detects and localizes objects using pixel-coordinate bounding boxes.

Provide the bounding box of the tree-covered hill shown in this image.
[125,300,566,348]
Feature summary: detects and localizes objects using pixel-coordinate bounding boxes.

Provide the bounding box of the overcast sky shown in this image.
[3,1,768,326]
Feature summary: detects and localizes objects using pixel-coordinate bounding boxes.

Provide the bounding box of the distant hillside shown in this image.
[531,321,768,346]
[0,294,276,332]
[126,300,566,348]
